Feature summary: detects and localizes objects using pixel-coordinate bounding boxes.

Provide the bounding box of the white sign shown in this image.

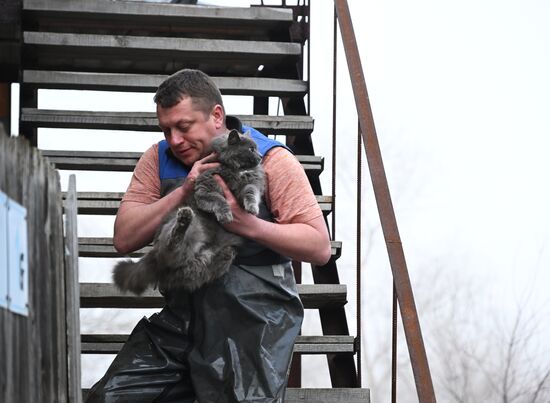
[7,198,29,316]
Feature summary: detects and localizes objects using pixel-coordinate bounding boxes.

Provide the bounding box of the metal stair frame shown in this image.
[13,0,368,399]
[273,2,359,388]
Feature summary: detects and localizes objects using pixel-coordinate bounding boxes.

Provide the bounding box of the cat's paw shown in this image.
[176,207,194,226]
[218,246,237,263]
[210,247,236,278]
[216,211,233,225]
[243,202,260,216]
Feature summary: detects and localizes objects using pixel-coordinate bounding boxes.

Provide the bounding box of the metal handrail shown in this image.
[333,0,437,401]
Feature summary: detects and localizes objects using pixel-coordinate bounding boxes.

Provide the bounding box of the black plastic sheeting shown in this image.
[86,263,304,402]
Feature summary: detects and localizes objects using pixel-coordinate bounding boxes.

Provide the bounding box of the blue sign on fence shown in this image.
[7,198,29,316]
[0,191,7,309]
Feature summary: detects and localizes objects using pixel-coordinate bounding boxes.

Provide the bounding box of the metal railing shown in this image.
[333,0,437,401]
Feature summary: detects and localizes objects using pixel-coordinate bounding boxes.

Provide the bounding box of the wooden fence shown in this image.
[0,130,81,403]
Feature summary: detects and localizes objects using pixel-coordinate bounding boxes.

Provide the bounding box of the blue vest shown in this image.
[159,125,289,192]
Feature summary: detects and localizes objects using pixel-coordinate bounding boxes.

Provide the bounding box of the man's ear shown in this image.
[228,130,240,145]
[212,104,224,130]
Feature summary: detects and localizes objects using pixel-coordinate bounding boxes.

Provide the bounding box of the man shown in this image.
[87,69,331,402]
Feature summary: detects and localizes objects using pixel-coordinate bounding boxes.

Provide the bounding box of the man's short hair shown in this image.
[154,69,225,118]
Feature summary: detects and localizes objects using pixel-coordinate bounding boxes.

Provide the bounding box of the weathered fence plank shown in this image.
[64,174,82,403]
[0,133,73,403]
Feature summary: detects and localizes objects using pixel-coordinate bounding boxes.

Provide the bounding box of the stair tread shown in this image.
[68,192,332,201]
[23,31,300,75]
[80,282,347,309]
[23,0,292,22]
[23,70,307,96]
[82,333,354,343]
[24,31,300,55]
[63,192,332,216]
[23,0,294,41]
[44,150,322,161]
[80,334,356,354]
[21,108,314,136]
[81,388,370,402]
[42,149,322,174]
[288,388,370,402]
[77,236,342,259]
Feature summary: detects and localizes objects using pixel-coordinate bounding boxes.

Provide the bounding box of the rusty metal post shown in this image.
[356,119,362,387]
[331,7,338,240]
[334,0,436,401]
[0,0,22,137]
[0,83,10,135]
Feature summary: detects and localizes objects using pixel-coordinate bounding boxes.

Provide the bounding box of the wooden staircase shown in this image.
[20,1,369,401]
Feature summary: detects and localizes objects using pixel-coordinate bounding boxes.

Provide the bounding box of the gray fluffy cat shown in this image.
[112,130,265,294]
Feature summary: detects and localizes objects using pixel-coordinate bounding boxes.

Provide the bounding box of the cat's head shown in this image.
[211,130,262,169]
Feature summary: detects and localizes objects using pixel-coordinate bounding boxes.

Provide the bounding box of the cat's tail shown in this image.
[112,254,157,295]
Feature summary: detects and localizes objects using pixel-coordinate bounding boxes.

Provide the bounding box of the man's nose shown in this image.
[170,131,185,146]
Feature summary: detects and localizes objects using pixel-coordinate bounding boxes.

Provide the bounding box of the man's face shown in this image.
[157,96,224,166]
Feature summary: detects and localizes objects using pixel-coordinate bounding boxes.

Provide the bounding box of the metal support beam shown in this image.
[19,85,37,146]
[0,0,22,82]
[334,0,436,401]
[282,92,359,387]
[253,96,269,115]
[0,83,10,135]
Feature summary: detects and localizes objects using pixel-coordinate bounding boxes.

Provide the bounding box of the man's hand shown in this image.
[212,175,331,266]
[213,174,253,237]
[184,153,220,188]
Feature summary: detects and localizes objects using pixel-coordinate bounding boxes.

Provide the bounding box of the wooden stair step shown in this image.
[23,0,294,42]
[42,149,323,175]
[63,192,332,216]
[80,283,347,310]
[22,31,300,75]
[23,70,307,96]
[290,388,370,402]
[42,150,142,172]
[80,334,356,355]
[82,388,370,403]
[77,237,342,261]
[21,109,314,136]
[288,388,370,402]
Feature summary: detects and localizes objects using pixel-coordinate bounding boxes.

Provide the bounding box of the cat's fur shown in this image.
[112,130,265,294]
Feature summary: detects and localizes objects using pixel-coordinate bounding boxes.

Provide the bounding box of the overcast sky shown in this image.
[16,0,550,398]
[312,0,550,398]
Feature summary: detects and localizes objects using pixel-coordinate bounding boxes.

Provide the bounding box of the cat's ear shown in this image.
[228,130,241,145]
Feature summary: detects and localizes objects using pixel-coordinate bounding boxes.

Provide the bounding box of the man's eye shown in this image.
[178,126,189,132]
